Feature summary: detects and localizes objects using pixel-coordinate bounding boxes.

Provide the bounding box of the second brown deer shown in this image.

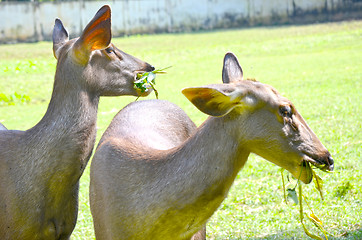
[0,5,154,240]
[89,52,334,240]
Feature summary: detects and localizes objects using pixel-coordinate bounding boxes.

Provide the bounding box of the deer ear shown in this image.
[52,18,69,59]
[222,52,243,83]
[182,86,245,117]
[73,5,112,64]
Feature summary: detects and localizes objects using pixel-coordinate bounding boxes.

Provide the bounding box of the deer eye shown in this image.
[279,105,292,118]
[105,46,114,54]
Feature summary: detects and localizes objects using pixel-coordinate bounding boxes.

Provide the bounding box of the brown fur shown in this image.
[89,52,333,239]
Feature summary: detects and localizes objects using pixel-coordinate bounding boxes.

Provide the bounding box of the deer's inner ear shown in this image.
[72,5,112,65]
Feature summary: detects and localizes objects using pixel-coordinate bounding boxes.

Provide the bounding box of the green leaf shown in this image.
[287,188,298,205]
[312,169,324,200]
[280,169,288,203]
[307,213,323,226]
[305,213,329,240]
[146,72,156,83]
[152,66,172,74]
[301,221,324,240]
[0,93,9,102]
[138,75,148,82]
[298,184,329,240]
[133,66,170,99]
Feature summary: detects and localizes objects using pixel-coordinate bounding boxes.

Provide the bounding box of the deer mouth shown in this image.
[295,160,313,184]
[294,154,334,184]
[302,154,334,172]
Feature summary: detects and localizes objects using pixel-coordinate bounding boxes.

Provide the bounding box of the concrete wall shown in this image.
[0,0,361,43]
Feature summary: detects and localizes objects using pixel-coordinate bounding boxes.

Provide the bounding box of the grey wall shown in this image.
[0,0,361,43]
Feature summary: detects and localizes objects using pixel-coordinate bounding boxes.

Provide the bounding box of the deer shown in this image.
[89,52,334,240]
[0,5,154,240]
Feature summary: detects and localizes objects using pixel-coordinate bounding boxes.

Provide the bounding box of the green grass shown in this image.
[0,20,361,239]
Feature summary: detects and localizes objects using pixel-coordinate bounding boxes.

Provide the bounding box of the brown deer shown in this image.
[0,5,154,240]
[89,52,334,240]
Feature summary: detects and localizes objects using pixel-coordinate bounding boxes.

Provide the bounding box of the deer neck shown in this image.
[26,75,99,170]
[167,114,250,204]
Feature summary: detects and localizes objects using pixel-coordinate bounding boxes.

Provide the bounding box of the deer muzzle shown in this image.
[303,152,334,172]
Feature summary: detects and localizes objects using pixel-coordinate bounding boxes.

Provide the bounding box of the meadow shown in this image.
[0,20,361,239]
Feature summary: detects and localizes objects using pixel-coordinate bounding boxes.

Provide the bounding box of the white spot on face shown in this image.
[243,95,257,106]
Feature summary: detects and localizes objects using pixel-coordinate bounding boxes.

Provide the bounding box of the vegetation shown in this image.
[0,20,361,239]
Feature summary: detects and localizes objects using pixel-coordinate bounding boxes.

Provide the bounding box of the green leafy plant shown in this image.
[134,66,171,99]
[281,166,332,240]
[2,60,38,74]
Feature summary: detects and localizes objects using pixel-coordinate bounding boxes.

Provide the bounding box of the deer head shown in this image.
[183,52,334,184]
[52,5,154,97]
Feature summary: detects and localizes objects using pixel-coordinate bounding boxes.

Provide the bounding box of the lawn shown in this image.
[0,20,361,239]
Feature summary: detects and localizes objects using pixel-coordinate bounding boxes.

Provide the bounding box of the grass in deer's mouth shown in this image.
[134,66,171,99]
[304,155,333,173]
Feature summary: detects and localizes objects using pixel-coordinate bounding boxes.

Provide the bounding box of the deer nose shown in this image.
[326,155,334,171]
[145,64,155,72]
